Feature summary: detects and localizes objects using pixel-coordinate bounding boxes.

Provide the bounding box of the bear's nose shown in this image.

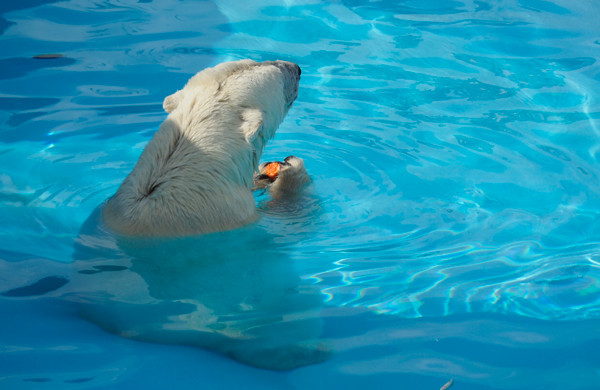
[269,60,301,78]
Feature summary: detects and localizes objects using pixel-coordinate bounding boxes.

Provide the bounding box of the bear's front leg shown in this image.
[253,155,311,198]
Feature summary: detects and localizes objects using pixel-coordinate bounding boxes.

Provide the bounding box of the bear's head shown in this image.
[162,59,301,167]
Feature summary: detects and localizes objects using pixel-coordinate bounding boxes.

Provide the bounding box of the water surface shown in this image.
[1,0,600,389]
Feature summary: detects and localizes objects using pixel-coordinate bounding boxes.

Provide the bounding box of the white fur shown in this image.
[267,156,310,197]
[103,59,300,236]
[254,156,311,198]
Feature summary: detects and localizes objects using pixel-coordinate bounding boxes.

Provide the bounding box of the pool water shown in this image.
[1,0,600,388]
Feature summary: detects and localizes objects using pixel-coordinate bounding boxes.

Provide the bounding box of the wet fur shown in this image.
[103,60,300,236]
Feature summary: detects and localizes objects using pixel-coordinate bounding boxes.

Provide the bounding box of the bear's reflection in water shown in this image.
[70,207,329,370]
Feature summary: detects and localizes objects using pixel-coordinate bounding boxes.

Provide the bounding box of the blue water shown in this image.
[2,0,600,388]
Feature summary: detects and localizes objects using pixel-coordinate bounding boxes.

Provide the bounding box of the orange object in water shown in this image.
[265,162,280,179]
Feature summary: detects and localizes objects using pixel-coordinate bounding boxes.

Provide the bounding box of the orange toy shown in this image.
[264,162,280,179]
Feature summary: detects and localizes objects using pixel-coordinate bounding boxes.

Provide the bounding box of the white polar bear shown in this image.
[103,59,302,236]
[69,60,328,371]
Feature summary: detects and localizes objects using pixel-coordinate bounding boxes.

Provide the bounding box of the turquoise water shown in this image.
[2,0,600,388]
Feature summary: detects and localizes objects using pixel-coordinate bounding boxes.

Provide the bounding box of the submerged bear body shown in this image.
[71,60,328,370]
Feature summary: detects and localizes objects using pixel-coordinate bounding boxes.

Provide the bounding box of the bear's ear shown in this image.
[163,90,182,113]
[241,109,265,168]
[241,108,264,145]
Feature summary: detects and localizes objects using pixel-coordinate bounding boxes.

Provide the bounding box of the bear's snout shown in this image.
[267,60,300,107]
[288,63,301,77]
[268,60,301,78]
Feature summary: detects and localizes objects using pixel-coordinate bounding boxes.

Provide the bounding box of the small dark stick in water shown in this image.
[440,378,454,390]
[33,54,64,59]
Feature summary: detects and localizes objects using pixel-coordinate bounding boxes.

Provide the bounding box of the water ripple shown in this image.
[3,0,600,325]
[3,1,600,387]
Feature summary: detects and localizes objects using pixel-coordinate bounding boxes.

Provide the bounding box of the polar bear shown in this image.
[103,59,302,236]
[67,60,328,371]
